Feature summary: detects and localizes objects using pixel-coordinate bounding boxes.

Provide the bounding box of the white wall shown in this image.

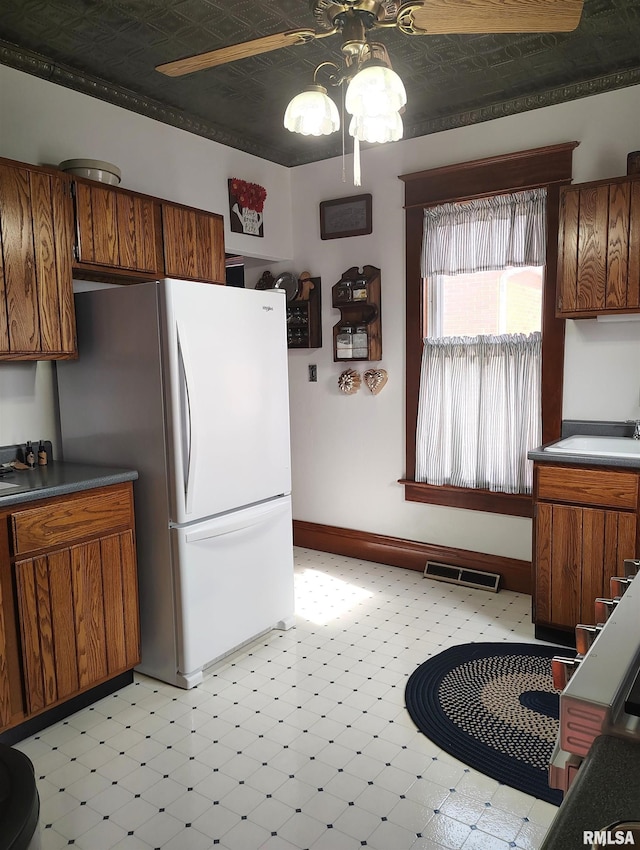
[1,63,639,564]
[284,85,640,562]
[0,65,294,450]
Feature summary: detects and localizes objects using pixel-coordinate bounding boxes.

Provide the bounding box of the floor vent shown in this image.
[423,561,500,592]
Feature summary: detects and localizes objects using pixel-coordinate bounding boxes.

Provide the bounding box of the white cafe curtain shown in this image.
[415,333,541,493]
[421,188,547,277]
[415,188,546,494]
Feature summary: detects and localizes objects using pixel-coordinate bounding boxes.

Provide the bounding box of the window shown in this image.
[427,267,544,338]
[400,143,576,516]
[416,188,546,496]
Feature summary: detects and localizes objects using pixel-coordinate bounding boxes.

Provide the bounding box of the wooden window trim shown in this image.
[399,143,577,517]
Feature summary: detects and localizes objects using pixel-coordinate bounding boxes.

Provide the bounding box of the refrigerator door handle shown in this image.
[185,502,286,543]
[177,325,196,515]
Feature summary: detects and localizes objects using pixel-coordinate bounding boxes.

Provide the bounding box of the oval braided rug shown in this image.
[405,642,576,806]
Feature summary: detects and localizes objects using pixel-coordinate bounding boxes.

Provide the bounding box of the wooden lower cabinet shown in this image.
[15,531,139,715]
[0,482,140,734]
[0,578,14,728]
[533,463,639,632]
[534,502,636,629]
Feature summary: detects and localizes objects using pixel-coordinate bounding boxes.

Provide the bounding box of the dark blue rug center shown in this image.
[520,689,560,719]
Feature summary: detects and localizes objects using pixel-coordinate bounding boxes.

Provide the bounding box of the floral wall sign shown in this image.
[228,178,267,237]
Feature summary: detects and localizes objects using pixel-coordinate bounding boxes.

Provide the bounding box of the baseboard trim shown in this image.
[0,670,134,745]
[293,520,532,595]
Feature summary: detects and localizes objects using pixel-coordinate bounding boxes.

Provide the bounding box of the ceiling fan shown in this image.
[155,0,585,79]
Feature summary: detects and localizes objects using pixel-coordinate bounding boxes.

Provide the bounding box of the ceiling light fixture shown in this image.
[157,0,586,179]
[283,32,406,186]
[283,62,342,137]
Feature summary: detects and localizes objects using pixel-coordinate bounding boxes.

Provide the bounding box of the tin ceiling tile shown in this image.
[0,0,638,165]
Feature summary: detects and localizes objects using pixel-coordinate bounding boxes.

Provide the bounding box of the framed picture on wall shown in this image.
[319,193,372,240]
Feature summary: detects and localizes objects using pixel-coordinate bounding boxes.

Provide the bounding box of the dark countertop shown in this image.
[540,735,640,849]
[0,461,138,507]
[529,419,640,469]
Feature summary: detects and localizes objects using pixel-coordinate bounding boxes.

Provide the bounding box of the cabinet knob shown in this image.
[610,576,633,597]
[624,559,640,578]
[552,656,580,690]
[594,597,618,624]
[575,623,602,656]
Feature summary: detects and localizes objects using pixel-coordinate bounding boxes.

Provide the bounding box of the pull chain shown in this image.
[341,83,346,183]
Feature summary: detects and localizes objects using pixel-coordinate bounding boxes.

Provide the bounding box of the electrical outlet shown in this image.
[308,364,317,382]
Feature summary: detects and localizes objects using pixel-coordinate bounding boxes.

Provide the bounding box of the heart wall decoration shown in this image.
[364,369,388,395]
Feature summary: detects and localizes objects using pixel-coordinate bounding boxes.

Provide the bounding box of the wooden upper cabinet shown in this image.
[0,160,76,360]
[161,202,225,284]
[556,173,640,317]
[72,179,162,278]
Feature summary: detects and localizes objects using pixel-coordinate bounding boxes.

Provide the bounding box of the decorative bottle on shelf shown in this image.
[38,440,48,466]
[25,441,35,469]
[336,326,354,359]
[352,278,368,301]
[334,281,352,304]
[352,325,368,359]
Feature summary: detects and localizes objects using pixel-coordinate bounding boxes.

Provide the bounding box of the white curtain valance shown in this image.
[415,332,541,494]
[421,188,547,278]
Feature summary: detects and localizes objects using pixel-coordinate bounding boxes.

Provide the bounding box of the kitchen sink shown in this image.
[544,435,640,458]
[0,476,21,490]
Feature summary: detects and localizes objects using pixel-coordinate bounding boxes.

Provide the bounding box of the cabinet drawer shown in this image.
[536,465,639,510]
[11,484,133,556]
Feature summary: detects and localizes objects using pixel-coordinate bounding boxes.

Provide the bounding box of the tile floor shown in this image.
[17,547,559,850]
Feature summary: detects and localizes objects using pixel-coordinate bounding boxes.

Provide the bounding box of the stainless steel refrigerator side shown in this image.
[56,283,181,685]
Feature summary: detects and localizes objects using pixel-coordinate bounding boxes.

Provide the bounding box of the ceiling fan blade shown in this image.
[156,29,319,77]
[399,0,584,34]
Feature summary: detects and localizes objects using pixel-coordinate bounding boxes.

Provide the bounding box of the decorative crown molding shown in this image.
[2,39,639,169]
[0,40,293,166]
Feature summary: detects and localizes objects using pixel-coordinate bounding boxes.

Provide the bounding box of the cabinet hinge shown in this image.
[69,181,76,199]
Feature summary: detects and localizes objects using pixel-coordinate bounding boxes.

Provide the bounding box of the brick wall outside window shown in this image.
[439,268,543,337]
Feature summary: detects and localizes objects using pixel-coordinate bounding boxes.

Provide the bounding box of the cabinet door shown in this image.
[15,530,140,715]
[0,578,12,727]
[74,181,160,274]
[557,177,640,316]
[0,518,24,731]
[161,202,225,283]
[535,502,637,629]
[0,163,76,358]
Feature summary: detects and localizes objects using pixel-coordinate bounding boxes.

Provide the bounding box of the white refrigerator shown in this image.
[57,280,295,688]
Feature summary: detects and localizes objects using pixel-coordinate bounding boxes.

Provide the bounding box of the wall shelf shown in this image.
[332,265,381,362]
[287,275,322,349]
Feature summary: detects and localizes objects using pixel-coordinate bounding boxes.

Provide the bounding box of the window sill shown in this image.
[400,479,533,517]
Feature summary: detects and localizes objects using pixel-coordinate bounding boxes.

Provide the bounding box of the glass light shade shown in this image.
[349,111,403,144]
[345,65,406,119]
[283,85,340,136]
